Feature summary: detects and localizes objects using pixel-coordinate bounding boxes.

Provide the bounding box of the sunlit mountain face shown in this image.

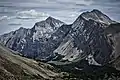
[0,0,120,34]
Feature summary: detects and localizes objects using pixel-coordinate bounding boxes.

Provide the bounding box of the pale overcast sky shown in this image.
[0,0,120,34]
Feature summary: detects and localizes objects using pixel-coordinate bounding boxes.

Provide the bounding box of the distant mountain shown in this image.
[0,16,64,59]
[49,9,115,65]
[0,9,119,67]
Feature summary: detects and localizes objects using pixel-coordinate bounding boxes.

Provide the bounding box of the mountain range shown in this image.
[0,9,120,80]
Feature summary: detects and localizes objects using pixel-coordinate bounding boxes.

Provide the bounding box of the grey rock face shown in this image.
[72,16,112,65]
[53,15,112,65]
[0,17,64,59]
[0,9,118,66]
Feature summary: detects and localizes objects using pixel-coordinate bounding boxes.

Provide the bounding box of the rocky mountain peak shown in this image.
[45,16,64,27]
[18,27,24,30]
[80,9,113,24]
[46,16,56,21]
[33,16,64,29]
[32,17,64,40]
[91,9,103,13]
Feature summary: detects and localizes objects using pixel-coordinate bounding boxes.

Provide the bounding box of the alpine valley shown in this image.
[0,9,120,80]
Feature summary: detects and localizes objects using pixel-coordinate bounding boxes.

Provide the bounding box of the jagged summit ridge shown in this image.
[34,16,64,28]
[80,9,114,24]
[46,16,63,23]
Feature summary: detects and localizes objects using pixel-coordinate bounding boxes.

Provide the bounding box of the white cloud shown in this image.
[0,16,8,21]
[16,10,49,19]
[0,10,49,21]
[0,9,50,34]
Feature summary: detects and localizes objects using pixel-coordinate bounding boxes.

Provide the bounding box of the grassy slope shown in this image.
[0,43,62,80]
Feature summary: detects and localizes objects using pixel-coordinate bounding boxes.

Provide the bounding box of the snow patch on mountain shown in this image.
[86,54,101,66]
